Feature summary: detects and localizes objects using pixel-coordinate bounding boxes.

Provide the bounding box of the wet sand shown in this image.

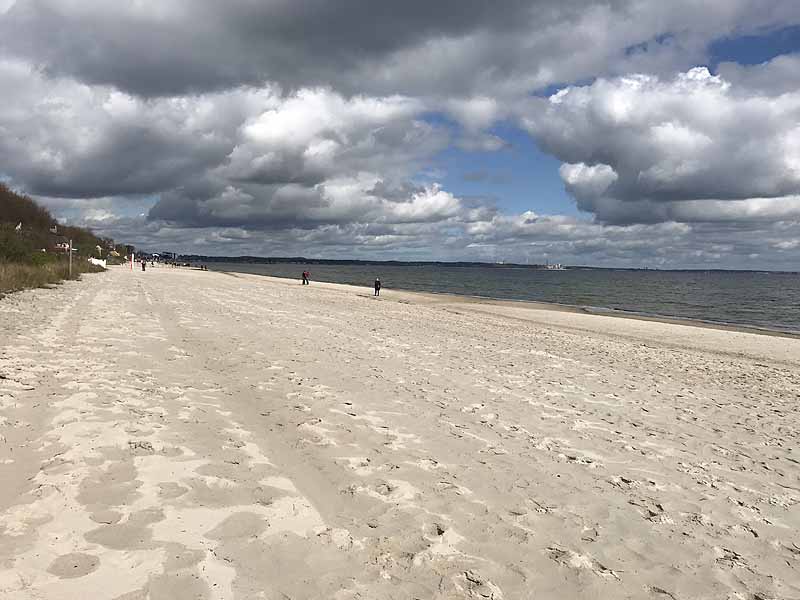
[1,266,798,599]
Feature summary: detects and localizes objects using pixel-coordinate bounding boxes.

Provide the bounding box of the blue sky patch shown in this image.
[709,24,800,68]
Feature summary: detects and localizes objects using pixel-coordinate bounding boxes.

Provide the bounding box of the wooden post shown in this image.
[68,239,73,279]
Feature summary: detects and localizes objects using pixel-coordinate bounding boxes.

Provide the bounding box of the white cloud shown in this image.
[559,163,618,200]
[522,66,800,223]
[773,239,800,250]
[223,89,441,186]
[445,96,501,131]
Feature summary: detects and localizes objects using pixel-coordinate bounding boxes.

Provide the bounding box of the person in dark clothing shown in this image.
[141,259,146,272]
[374,277,381,296]
[302,270,310,285]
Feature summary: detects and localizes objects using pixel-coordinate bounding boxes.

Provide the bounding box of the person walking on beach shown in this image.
[374,277,381,297]
[141,259,146,272]
[302,270,310,285]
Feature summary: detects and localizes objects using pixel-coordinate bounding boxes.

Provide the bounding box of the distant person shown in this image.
[141,260,146,272]
[302,270,310,285]
[374,277,381,296]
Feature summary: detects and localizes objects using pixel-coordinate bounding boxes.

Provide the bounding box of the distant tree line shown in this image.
[176,254,559,269]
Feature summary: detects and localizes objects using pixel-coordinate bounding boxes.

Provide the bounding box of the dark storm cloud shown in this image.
[3,0,798,98]
[0,0,546,96]
[25,123,229,198]
[148,183,328,231]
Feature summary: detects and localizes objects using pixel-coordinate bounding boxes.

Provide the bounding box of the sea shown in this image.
[206,262,800,334]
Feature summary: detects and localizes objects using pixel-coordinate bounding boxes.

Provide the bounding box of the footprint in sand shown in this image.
[714,547,749,568]
[629,498,673,524]
[546,546,620,580]
[338,456,375,476]
[414,457,440,471]
[47,552,100,579]
[461,570,504,599]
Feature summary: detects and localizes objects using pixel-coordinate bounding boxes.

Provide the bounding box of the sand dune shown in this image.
[0,266,798,599]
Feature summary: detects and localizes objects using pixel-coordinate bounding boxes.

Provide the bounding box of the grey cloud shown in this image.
[0,58,471,238]
[0,61,259,198]
[31,124,228,198]
[2,1,798,98]
[717,53,800,95]
[148,177,470,231]
[367,181,426,202]
[149,183,328,230]
[0,66,454,231]
[0,0,548,96]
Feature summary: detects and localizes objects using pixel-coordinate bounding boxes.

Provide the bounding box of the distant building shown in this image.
[52,237,70,253]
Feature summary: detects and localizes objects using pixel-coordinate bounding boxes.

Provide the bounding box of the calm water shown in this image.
[207,262,800,333]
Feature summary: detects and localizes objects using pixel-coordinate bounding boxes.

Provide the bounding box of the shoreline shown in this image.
[219,268,800,340]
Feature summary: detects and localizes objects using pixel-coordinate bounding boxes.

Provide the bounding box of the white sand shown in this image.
[0,266,798,599]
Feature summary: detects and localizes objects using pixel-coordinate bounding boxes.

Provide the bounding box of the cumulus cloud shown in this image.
[559,163,619,202]
[0,61,458,232]
[222,90,443,186]
[0,57,262,198]
[522,66,800,224]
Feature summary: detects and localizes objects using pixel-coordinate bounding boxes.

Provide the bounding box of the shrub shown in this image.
[29,251,57,266]
[1,185,115,296]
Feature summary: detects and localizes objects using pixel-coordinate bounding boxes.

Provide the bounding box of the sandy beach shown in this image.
[1,266,798,599]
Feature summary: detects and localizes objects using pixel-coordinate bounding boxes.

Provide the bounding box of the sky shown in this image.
[1,1,800,269]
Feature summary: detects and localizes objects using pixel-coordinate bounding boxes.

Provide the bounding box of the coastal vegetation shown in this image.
[0,184,123,295]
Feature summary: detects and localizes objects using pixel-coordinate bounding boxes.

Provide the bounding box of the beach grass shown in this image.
[0,260,106,296]
[1,184,116,296]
